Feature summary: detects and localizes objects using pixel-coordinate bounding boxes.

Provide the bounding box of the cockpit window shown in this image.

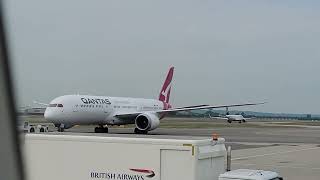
[48,104,63,107]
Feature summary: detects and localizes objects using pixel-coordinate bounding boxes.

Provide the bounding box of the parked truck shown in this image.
[18,121,49,133]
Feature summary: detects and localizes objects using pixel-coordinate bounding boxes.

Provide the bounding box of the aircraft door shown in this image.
[73,104,79,112]
[104,104,111,114]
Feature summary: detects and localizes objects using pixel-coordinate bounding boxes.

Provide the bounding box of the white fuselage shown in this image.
[226,115,245,121]
[44,95,165,126]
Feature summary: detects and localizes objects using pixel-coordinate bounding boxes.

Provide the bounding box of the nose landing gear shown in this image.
[57,124,65,132]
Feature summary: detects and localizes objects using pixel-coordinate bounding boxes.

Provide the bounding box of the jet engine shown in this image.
[135,113,160,131]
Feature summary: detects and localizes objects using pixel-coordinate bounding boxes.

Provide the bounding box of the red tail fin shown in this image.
[159,67,174,103]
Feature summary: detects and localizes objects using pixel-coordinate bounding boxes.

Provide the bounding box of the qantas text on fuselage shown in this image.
[81,98,111,105]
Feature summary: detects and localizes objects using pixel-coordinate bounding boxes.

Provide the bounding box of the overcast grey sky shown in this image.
[3,0,320,114]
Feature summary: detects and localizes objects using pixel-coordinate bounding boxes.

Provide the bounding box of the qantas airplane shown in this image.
[43,67,263,134]
[209,107,253,123]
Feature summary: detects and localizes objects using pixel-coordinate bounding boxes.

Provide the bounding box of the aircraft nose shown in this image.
[44,108,53,120]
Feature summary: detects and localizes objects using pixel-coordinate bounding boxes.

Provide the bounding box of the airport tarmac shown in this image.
[26,117,320,180]
[232,143,320,180]
[64,123,320,144]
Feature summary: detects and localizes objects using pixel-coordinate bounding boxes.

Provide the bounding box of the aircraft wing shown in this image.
[114,112,141,119]
[174,104,209,109]
[114,102,265,119]
[155,102,266,113]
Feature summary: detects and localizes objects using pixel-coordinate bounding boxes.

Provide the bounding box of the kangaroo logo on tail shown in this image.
[159,67,174,104]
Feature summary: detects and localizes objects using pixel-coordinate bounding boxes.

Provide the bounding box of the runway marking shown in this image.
[232,162,320,170]
[232,146,320,161]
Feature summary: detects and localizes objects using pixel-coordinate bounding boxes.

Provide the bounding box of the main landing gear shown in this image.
[57,124,65,132]
[134,128,148,134]
[238,120,246,123]
[95,125,108,133]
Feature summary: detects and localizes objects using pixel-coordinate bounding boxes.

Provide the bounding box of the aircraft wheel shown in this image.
[238,121,242,123]
[228,120,232,123]
[57,124,65,132]
[134,128,148,134]
[40,127,44,132]
[94,127,102,133]
[242,120,246,123]
[30,127,35,133]
[95,127,108,133]
[58,127,64,132]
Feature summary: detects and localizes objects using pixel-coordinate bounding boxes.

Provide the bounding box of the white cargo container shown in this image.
[23,134,226,180]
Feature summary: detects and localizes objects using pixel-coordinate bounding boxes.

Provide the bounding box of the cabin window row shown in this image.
[113,106,138,109]
[77,105,105,108]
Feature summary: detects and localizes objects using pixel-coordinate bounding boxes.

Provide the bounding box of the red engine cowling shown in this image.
[135,113,160,131]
